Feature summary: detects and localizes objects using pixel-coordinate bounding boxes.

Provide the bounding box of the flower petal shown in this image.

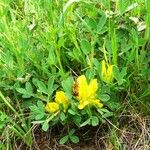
[91,99,103,108]
[55,91,68,111]
[78,100,89,109]
[77,75,88,100]
[101,60,107,78]
[45,102,59,113]
[55,91,68,104]
[107,65,113,83]
[88,79,98,98]
[101,60,113,83]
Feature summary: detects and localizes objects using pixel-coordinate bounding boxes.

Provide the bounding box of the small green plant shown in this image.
[30,72,115,143]
[59,128,79,144]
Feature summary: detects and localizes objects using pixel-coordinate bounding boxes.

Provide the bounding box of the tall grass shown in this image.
[0,0,149,149]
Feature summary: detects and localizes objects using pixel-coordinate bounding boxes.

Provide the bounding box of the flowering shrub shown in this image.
[45,75,104,116]
[30,65,115,143]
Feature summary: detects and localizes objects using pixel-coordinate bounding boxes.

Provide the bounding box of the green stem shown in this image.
[0,91,16,113]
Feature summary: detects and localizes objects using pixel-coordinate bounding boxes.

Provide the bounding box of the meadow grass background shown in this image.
[0,0,150,149]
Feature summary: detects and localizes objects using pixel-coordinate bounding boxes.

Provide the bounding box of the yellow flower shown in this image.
[55,91,69,111]
[101,60,113,83]
[45,102,59,113]
[76,75,103,109]
[92,99,103,108]
[45,91,69,113]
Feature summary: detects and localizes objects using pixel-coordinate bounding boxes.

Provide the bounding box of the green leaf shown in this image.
[113,66,121,80]
[47,46,56,65]
[35,113,45,120]
[91,116,99,126]
[73,115,81,127]
[70,135,79,143]
[87,18,97,29]
[98,108,113,118]
[48,77,54,96]
[16,88,27,94]
[30,101,45,120]
[62,77,73,98]
[118,79,125,85]
[97,11,107,33]
[80,118,90,127]
[98,26,108,34]
[80,39,92,55]
[37,101,45,110]
[25,82,33,93]
[120,67,127,78]
[42,121,49,131]
[60,112,66,121]
[68,48,82,62]
[99,108,111,113]
[69,129,76,135]
[59,135,69,144]
[102,112,113,118]
[86,69,95,80]
[29,106,36,111]
[22,94,32,98]
[37,81,48,94]
[99,94,110,102]
[68,109,76,115]
[107,101,121,111]
[113,66,127,85]
[16,86,33,98]
[97,108,111,115]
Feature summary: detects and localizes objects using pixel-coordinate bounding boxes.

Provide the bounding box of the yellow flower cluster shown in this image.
[45,91,68,113]
[101,60,113,83]
[46,66,113,113]
[74,75,103,109]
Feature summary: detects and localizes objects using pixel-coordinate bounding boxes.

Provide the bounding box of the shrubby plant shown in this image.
[30,60,116,144]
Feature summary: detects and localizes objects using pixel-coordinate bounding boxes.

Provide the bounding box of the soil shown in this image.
[31,125,107,150]
[16,114,150,150]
